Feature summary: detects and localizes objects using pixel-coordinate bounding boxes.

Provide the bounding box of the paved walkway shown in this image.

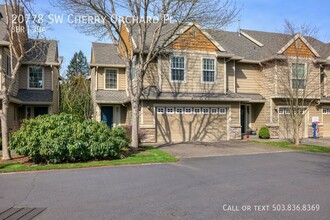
[159,140,293,158]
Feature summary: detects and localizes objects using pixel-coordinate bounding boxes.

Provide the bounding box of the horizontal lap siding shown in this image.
[19,65,52,90]
[227,61,235,93]
[97,67,126,90]
[159,54,224,94]
[236,63,260,94]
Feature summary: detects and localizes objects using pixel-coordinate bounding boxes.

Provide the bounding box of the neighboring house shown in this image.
[0,5,60,130]
[90,22,330,143]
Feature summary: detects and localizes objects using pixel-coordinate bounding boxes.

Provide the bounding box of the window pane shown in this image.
[202,59,215,82]
[29,67,43,88]
[105,69,117,89]
[171,56,185,81]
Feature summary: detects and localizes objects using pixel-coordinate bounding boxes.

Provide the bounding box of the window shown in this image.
[219,108,226,114]
[211,108,218,114]
[202,58,215,82]
[105,69,118,89]
[328,109,330,114]
[171,56,185,81]
[185,108,192,114]
[176,108,183,114]
[285,108,290,114]
[323,109,327,114]
[28,66,43,89]
[166,107,174,114]
[279,108,285,114]
[202,108,210,114]
[6,55,11,76]
[291,63,306,89]
[194,108,201,114]
[157,107,165,114]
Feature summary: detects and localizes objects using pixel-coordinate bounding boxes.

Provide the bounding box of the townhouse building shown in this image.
[90,22,330,143]
[0,5,60,129]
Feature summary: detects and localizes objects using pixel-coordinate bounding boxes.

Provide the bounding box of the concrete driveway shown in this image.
[159,140,293,158]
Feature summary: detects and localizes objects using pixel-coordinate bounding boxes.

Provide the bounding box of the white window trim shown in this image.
[219,108,227,114]
[290,63,307,90]
[176,107,183,114]
[201,57,217,84]
[185,108,193,114]
[322,108,327,114]
[194,108,201,114]
[104,68,119,90]
[210,108,218,114]
[166,107,174,114]
[27,66,45,90]
[278,108,285,114]
[327,108,330,114]
[202,108,210,114]
[157,107,165,114]
[169,55,186,83]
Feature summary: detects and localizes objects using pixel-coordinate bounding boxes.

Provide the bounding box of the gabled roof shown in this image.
[166,23,226,51]
[16,89,53,103]
[277,33,320,57]
[92,24,330,65]
[91,43,125,66]
[0,6,7,41]
[23,39,59,65]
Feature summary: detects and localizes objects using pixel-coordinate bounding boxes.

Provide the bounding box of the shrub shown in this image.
[10,114,129,164]
[259,127,270,139]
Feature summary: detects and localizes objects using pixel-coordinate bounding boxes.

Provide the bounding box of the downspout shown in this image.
[224,58,227,94]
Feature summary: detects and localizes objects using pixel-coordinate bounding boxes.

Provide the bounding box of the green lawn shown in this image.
[0,147,177,173]
[250,140,330,153]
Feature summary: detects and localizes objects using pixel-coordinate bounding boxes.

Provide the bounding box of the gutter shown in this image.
[90,64,126,68]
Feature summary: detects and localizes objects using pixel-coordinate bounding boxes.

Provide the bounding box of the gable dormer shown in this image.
[170,24,225,52]
[278,34,320,58]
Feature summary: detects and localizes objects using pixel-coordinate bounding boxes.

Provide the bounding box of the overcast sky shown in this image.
[28,0,330,75]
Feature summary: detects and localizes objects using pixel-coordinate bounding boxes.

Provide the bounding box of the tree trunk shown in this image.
[1,95,11,160]
[293,125,301,146]
[131,99,139,153]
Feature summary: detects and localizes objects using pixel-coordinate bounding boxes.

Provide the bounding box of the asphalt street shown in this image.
[0,151,329,220]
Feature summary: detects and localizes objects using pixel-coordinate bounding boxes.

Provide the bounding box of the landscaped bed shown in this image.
[250,140,330,153]
[0,147,177,173]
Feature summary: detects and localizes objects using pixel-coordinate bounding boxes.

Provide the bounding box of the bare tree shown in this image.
[1,0,46,160]
[55,0,239,152]
[266,20,329,145]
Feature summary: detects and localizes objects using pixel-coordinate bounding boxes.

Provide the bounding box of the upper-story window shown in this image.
[28,66,43,89]
[105,69,118,89]
[291,63,306,89]
[202,58,215,82]
[6,55,11,76]
[171,56,185,81]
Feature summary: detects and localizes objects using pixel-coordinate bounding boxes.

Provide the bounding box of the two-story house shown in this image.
[0,5,60,130]
[90,22,330,143]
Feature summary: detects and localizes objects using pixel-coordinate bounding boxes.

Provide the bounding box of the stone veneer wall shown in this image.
[266,124,279,139]
[230,125,241,140]
[140,128,156,143]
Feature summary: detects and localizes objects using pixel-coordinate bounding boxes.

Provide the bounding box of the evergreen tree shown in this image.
[66,50,89,78]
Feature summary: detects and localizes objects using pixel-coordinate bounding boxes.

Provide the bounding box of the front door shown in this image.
[34,107,48,117]
[101,106,113,128]
[241,105,246,133]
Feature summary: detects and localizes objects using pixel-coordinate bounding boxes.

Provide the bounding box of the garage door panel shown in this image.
[157,108,227,143]
[323,115,330,137]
